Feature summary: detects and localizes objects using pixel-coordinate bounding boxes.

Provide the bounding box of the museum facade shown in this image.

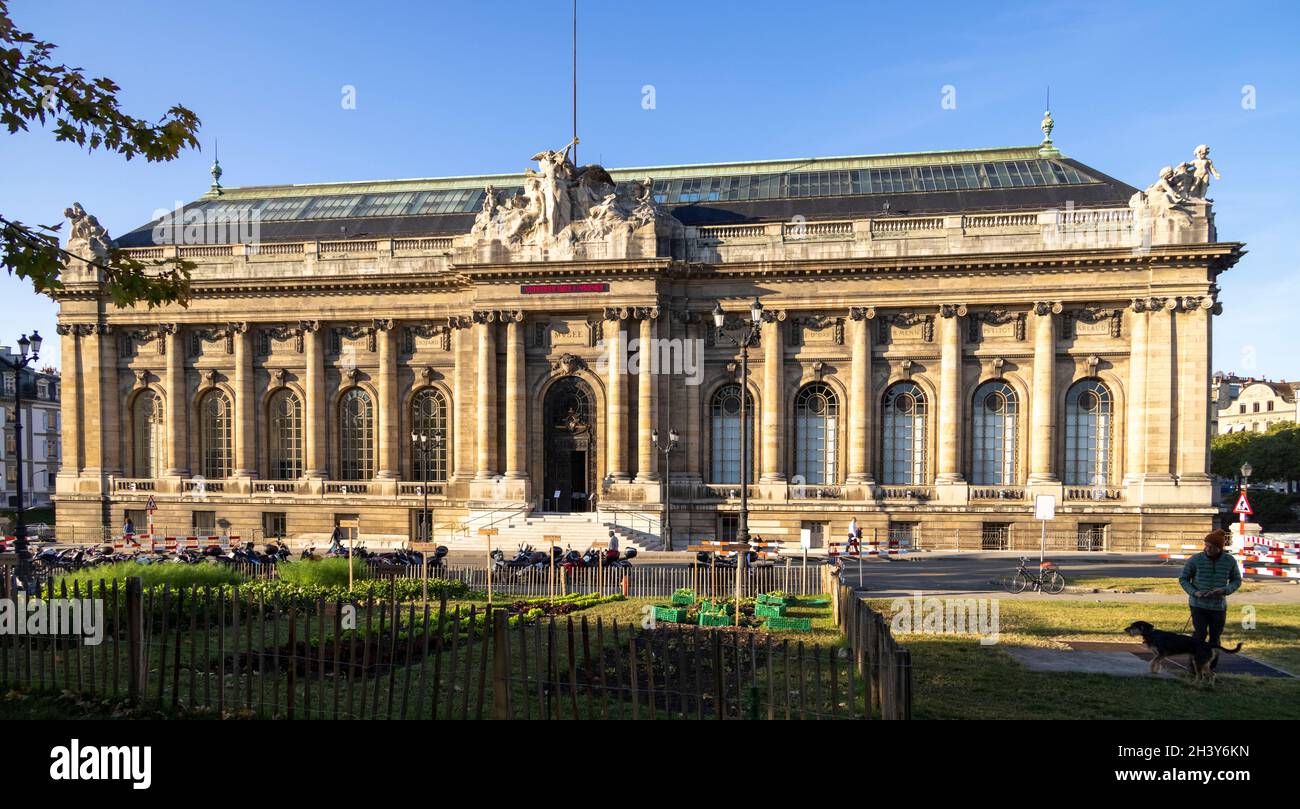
[53,130,1242,550]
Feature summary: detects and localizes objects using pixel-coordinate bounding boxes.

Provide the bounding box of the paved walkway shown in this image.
[840,553,1300,604]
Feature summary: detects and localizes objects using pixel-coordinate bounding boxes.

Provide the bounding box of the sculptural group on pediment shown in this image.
[468,141,674,253]
[1130,144,1221,218]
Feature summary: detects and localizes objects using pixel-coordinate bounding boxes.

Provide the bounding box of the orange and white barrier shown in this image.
[1240,565,1300,579]
[828,540,908,558]
[1155,542,1200,561]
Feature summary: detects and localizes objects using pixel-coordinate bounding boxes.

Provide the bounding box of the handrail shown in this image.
[463,505,530,534]
[597,504,662,537]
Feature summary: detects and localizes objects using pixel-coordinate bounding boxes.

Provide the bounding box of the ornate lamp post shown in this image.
[650,426,680,549]
[410,428,445,545]
[712,298,763,544]
[2,330,42,548]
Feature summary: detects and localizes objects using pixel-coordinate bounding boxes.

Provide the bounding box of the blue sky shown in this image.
[3,0,1298,378]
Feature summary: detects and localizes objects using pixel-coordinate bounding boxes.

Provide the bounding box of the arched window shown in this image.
[1064,379,1112,486]
[795,383,839,484]
[971,381,1018,485]
[132,390,166,477]
[339,388,374,481]
[268,389,303,480]
[410,388,449,482]
[882,382,927,484]
[710,384,754,484]
[198,389,233,479]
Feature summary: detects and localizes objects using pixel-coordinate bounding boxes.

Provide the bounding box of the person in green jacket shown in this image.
[1178,529,1241,651]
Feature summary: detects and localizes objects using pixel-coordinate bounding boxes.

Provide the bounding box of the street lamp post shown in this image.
[650,427,680,549]
[410,429,445,545]
[2,330,42,548]
[712,299,763,544]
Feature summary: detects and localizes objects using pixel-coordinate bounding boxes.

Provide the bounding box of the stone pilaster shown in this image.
[56,324,83,479]
[233,323,257,477]
[375,319,399,479]
[474,311,498,479]
[1028,301,1062,484]
[1123,299,1149,484]
[1176,296,1215,482]
[605,308,630,481]
[163,324,189,477]
[302,321,327,479]
[504,311,527,479]
[760,311,786,482]
[1143,297,1178,481]
[847,306,876,483]
[450,316,473,482]
[634,308,660,483]
[935,304,966,483]
[675,310,703,481]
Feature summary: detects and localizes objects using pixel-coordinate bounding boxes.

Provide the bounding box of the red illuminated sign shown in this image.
[520,283,610,295]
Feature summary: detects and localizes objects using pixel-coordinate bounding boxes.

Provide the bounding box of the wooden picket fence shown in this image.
[833,582,913,719]
[0,573,911,720]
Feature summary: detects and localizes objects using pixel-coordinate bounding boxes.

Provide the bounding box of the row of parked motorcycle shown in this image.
[490,543,638,574]
[301,544,451,570]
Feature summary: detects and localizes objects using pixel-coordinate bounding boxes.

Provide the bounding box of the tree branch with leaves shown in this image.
[0,1,199,307]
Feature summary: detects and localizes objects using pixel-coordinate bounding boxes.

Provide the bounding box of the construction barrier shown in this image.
[1234,535,1300,581]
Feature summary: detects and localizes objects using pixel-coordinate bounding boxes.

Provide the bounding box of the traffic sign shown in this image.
[146,495,157,511]
[1234,492,1253,516]
[1034,494,1057,521]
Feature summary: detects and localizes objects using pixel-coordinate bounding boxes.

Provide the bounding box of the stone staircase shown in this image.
[441,511,663,553]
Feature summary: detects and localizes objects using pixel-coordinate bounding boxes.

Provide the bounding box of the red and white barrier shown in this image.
[1241,565,1300,579]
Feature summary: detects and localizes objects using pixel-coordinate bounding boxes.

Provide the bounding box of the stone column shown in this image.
[57,325,83,477]
[474,312,498,479]
[1123,299,1149,484]
[303,322,327,479]
[98,325,121,475]
[936,305,966,483]
[163,324,189,477]
[1177,296,1214,481]
[375,320,399,479]
[605,310,630,481]
[1028,301,1061,483]
[634,310,660,482]
[233,324,257,477]
[504,312,527,479]
[847,307,875,483]
[679,313,703,481]
[1143,298,1178,480]
[760,312,786,482]
[451,318,473,482]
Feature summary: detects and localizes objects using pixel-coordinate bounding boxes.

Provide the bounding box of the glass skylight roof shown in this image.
[174,159,1097,226]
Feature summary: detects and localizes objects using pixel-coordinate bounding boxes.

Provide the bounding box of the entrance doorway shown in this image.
[543,377,596,512]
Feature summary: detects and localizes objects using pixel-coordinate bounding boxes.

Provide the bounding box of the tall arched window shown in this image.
[268,389,303,480]
[1064,379,1112,486]
[339,388,374,481]
[410,388,449,482]
[132,390,166,477]
[882,382,927,484]
[795,383,839,484]
[198,389,233,479]
[971,381,1018,485]
[710,384,754,484]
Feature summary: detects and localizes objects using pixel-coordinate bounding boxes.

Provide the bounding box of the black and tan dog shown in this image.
[1123,621,1243,683]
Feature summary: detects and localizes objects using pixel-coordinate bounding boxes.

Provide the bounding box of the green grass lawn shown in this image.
[870,597,1300,719]
[1065,575,1263,595]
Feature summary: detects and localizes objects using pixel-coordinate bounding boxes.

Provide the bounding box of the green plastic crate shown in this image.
[653,605,689,623]
[670,589,695,606]
[757,593,797,607]
[764,616,813,631]
[699,612,732,627]
[755,603,787,618]
[699,600,734,616]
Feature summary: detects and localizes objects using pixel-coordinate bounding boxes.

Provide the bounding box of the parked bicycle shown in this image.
[1001,557,1065,594]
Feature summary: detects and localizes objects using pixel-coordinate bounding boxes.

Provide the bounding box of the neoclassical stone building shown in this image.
[54,131,1242,549]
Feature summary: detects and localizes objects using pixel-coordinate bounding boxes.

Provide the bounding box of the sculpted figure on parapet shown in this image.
[64,201,112,261]
[468,140,674,252]
[1130,145,1221,212]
